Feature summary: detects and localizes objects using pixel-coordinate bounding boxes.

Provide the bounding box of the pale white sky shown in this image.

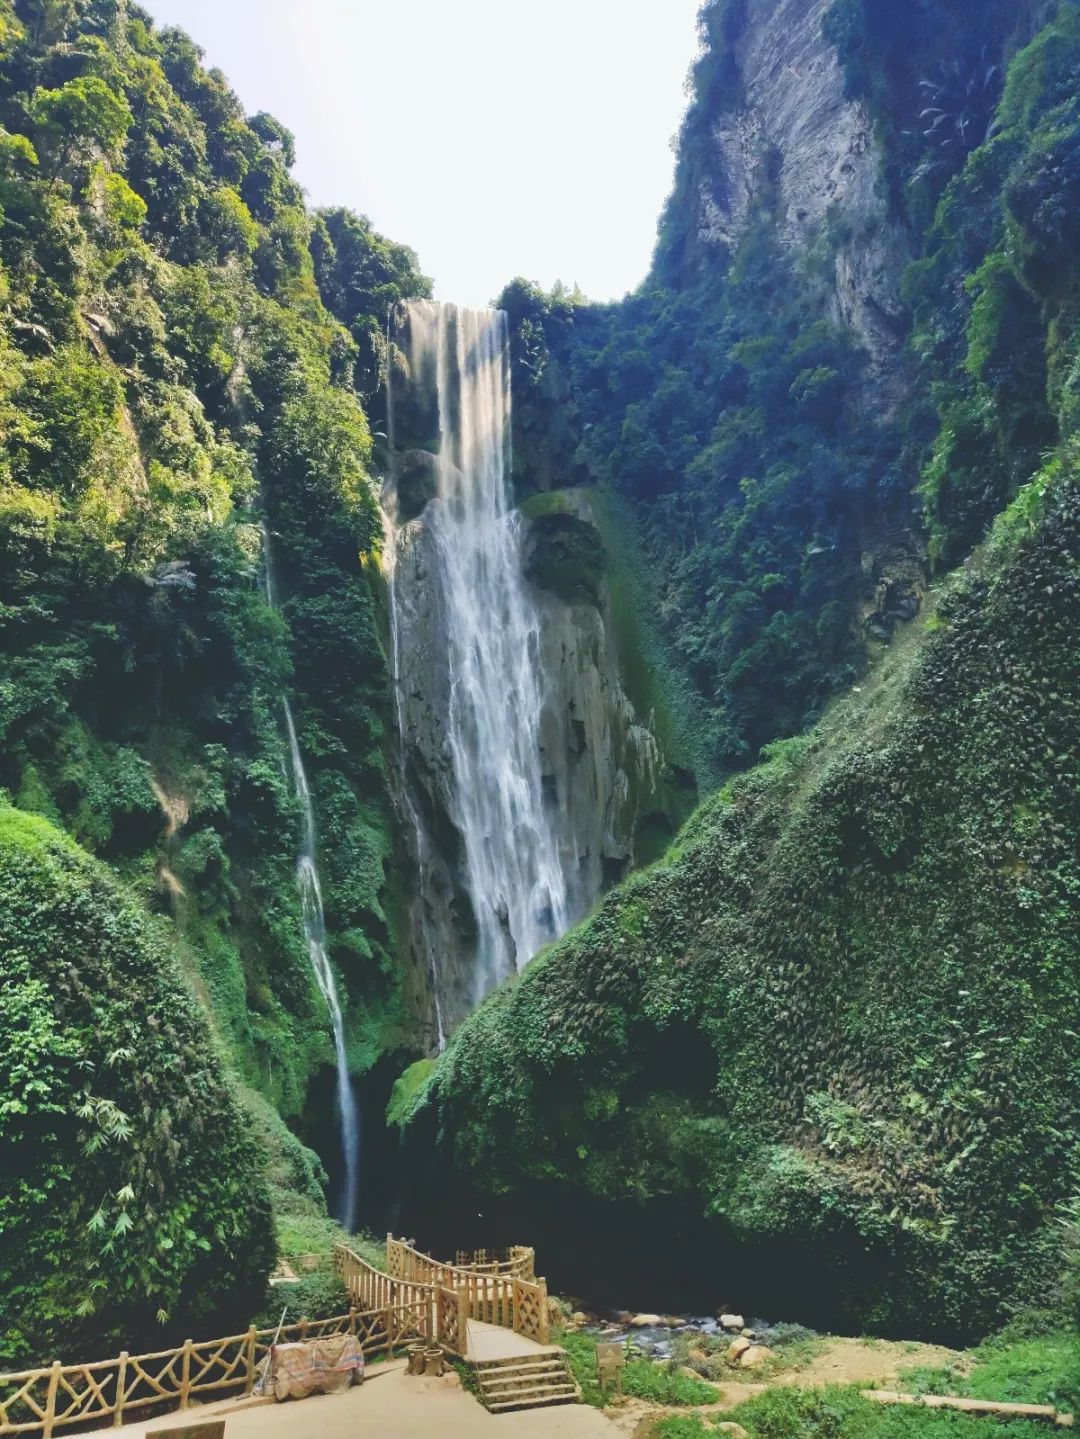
[144,0,703,306]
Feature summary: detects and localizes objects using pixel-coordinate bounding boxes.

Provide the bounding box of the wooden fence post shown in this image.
[113,1351,128,1427]
[243,1327,257,1396]
[299,1318,309,1342]
[348,1306,357,1337]
[179,1339,192,1409]
[43,1361,61,1439]
[383,1306,392,1357]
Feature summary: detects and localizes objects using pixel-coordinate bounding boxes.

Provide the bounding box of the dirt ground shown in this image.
[606,1335,968,1437]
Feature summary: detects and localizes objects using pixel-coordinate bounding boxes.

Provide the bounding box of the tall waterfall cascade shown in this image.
[386,304,568,1021]
[384,302,692,1043]
[262,527,360,1228]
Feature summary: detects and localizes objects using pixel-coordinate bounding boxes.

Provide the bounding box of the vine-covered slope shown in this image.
[0,804,273,1363]
[405,455,1080,1340]
[402,4,1080,1339]
[0,5,431,1126]
[0,0,428,1357]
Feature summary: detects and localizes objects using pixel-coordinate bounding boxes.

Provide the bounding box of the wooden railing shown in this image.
[382,1237,549,1345]
[0,1237,551,1437]
[387,1235,535,1284]
[453,1245,536,1279]
[332,1244,469,1358]
[0,1304,410,1438]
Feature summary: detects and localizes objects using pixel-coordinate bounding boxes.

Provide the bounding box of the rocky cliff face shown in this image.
[530,493,686,899]
[389,486,690,1047]
[695,0,908,389]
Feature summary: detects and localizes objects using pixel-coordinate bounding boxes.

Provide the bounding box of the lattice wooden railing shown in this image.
[380,1237,549,1345]
[387,1235,535,1283]
[0,1304,408,1438]
[511,1276,550,1344]
[453,1245,536,1279]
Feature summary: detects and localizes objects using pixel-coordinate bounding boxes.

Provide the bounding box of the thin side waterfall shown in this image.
[262,525,360,1227]
[386,301,571,1019]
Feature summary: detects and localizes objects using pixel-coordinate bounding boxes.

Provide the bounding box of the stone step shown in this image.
[482,1372,572,1396]
[485,1387,578,1413]
[479,1360,568,1383]
[473,1348,563,1370]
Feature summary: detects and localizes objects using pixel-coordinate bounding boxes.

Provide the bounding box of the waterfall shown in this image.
[385,302,571,1023]
[262,525,360,1228]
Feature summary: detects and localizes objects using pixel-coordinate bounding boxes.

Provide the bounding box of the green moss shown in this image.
[386,1058,436,1129]
[524,510,606,604]
[0,803,274,1365]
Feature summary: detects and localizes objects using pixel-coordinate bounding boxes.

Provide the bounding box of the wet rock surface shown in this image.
[583,1310,791,1362]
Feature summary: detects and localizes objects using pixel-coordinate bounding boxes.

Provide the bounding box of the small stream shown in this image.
[580,1312,792,1361]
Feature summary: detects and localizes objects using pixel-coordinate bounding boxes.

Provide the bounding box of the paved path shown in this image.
[112,1359,617,1438]
[467,1317,563,1362]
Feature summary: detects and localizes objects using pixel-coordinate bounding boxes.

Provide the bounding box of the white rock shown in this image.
[739,1345,776,1369]
[630,1313,664,1328]
[720,1313,745,1331]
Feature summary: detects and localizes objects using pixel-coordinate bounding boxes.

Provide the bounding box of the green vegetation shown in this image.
[726,1389,1054,1439]
[386,1058,436,1130]
[904,1322,1080,1411]
[0,803,273,1365]
[558,1329,718,1409]
[593,1321,1079,1439]
[0,0,428,1361]
[406,453,1080,1336]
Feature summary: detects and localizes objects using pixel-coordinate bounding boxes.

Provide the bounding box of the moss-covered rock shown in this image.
[523,511,606,605]
[0,805,275,1365]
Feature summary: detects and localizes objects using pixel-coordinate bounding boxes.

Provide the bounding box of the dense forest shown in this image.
[0,0,1078,1414]
[0,0,430,1362]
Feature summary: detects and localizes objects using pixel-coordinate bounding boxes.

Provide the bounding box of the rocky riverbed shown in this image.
[568,1309,801,1366]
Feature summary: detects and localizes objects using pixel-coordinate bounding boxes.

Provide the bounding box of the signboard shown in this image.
[596,1341,625,1396]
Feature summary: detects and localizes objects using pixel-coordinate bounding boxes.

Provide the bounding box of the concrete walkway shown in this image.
[467,1317,563,1362]
[111,1359,618,1438]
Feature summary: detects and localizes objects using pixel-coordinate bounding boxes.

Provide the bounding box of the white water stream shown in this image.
[262,526,360,1228]
[386,302,571,1016]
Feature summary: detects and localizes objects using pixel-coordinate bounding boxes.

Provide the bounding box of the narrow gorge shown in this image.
[0,0,1078,1399]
